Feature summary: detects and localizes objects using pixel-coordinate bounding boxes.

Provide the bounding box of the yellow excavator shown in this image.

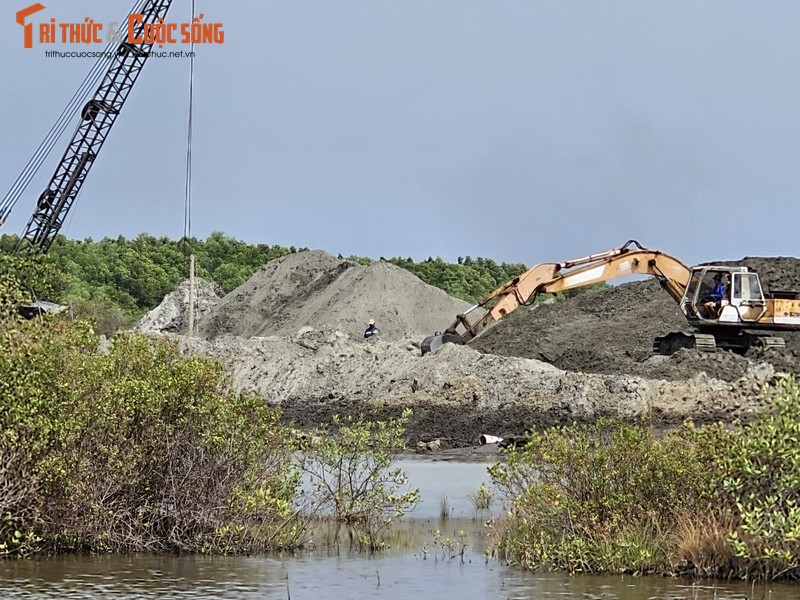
[421,240,800,355]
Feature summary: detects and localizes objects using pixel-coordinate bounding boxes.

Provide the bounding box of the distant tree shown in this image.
[1,233,532,313]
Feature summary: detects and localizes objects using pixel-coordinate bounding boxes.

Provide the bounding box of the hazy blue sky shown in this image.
[1,1,798,266]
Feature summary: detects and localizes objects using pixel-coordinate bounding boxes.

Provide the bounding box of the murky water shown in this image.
[2,455,797,599]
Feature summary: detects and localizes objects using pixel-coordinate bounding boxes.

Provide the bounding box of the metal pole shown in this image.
[188,254,195,337]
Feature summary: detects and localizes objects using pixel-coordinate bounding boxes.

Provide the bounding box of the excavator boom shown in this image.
[422,240,691,354]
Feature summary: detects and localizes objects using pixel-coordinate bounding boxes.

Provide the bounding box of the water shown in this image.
[1,455,797,599]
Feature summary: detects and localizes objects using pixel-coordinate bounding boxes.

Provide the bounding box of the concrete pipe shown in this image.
[479,434,503,445]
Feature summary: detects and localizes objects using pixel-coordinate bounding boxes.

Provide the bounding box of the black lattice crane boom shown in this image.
[14,0,174,254]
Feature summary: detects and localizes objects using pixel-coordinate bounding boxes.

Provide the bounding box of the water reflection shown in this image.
[3,552,796,600]
[1,455,798,599]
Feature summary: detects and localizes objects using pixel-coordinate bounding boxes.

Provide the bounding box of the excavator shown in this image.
[421,240,800,356]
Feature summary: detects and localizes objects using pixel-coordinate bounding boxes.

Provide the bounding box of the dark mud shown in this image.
[471,258,800,382]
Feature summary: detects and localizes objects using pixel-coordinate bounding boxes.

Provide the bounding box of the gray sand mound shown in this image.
[471,258,800,381]
[181,330,778,447]
[138,278,222,335]
[196,250,471,342]
[143,251,800,447]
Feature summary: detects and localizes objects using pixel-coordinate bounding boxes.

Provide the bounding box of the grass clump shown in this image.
[438,495,451,520]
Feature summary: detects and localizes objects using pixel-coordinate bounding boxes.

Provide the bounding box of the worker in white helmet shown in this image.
[364,318,381,340]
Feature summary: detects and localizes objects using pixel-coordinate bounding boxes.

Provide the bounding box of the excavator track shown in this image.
[653,332,717,355]
[743,332,786,350]
[653,330,786,355]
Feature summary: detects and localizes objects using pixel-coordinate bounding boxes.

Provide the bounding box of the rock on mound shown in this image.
[138,278,222,334]
[196,250,470,342]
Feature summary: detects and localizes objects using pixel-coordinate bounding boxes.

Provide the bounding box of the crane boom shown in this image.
[15,0,175,254]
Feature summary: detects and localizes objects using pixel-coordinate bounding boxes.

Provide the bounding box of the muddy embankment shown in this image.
[141,251,800,448]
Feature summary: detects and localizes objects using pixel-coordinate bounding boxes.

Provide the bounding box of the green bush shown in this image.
[488,379,800,580]
[299,409,420,551]
[0,253,67,317]
[718,376,800,580]
[0,317,302,556]
[65,298,137,337]
[488,417,716,574]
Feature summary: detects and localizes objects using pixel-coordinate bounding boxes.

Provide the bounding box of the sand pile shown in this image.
[471,258,800,381]
[181,330,778,447]
[196,250,471,342]
[138,278,222,335]
[143,250,800,447]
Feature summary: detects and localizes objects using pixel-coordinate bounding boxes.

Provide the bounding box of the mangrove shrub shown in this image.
[719,376,800,580]
[488,417,716,574]
[299,409,420,551]
[0,316,301,556]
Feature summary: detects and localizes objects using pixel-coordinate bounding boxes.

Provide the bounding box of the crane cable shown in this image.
[184,0,196,335]
[0,0,150,225]
[183,0,195,242]
[0,55,108,222]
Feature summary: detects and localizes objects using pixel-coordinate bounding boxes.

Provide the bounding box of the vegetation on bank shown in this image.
[0,316,305,556]
[0,232,528,317]
[0,261,420,557]
[489,377,800,581]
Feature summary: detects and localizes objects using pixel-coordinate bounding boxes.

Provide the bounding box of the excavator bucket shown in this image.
[420,333,465,355]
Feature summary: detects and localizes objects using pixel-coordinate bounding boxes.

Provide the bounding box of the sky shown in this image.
[1,1,799,267]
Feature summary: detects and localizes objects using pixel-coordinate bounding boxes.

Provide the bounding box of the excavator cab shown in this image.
[726,271,768,322]
[681,266,765,324]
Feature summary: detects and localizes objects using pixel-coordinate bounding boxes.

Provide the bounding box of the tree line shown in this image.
[0,232,528,316]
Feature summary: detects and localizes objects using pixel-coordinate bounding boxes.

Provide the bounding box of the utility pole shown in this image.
[187,254,195,337]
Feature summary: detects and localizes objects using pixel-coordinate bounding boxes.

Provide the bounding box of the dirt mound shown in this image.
[704,256,800,293]
[196,250,470,342]
[471,279,690,377]
[180,331,779,447]
[138,278,222,335]
[471,259,800,381]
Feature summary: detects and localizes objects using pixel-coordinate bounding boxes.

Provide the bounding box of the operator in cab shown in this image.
[702,273,728,318]
[364,318,381,340]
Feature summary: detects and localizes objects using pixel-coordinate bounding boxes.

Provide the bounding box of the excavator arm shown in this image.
[421,240,691,354]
